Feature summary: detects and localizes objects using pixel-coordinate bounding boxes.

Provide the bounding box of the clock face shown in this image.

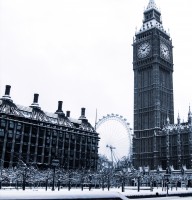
[160,43,170,60]
[137,42,151,59]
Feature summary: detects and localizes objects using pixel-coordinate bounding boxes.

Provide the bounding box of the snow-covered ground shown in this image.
[1,189,128,200]
[0,187,192,199]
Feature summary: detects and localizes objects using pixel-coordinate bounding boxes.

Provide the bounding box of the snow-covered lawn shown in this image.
[0,187,192,199]
[1,188,128,199]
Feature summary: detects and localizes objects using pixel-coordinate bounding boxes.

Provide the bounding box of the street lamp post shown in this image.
[107,174,110,191]
[22,164,28,191]
[137,175,140,192]
[68,171,71,191]
[88,174,92,191]
[51,159,59,191]
[58,178,60,191]
[150,176,153,192]
[164,168,170,196]
[0,159,3,190]
[22,167,27,190]
[102,175,105,191]
[121,177,125,192]
[121,168,127,193]
[81,175,84,191]
[45,177,48,191]
[68,179,71,191]
[16,179,18,190]
[52,166,56,191]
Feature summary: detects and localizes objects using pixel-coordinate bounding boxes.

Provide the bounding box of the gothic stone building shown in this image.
[0,85,99,170]
[132,0,192,170]
[159,114,192,170]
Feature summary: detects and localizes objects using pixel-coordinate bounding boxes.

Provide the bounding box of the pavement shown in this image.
[122,186,192,198]
[0,187,192,199]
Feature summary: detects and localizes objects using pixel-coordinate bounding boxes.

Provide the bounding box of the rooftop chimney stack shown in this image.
[5,85,11,96]
[55,101,64,115]
[58,101,63,112]
[33,93,39,103]
[30,93,40,109]
[1,85,13,102]
[81,107,85,117]
[78,107,87,122]
[66,111,70,117]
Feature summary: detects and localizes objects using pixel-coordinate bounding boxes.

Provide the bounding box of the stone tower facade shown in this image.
[132,0,174,169]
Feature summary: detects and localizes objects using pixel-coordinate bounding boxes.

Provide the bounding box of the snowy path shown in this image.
[0,187,192,199]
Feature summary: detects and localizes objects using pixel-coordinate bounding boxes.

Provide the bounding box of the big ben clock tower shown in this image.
[132,0,174,169]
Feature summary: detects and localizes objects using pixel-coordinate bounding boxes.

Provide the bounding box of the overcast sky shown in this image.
[0,0,192,129]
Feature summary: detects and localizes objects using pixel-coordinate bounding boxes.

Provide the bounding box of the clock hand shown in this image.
[142,45,149,51]
[144,45,150,50]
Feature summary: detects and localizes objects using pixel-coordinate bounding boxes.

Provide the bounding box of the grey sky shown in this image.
[0,0,192,129]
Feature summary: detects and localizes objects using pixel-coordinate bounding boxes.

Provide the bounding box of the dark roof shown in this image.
[0,98,95,133]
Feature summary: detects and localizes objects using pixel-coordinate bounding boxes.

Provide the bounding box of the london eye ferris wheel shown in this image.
[95,114,132,163]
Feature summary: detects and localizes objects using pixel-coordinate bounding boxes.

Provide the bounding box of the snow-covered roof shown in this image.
[0,98,96,133]
[45,111,58,119]
[68,117,81,125]
[17,104,32,112]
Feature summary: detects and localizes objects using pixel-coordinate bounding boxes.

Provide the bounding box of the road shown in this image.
[137,197,192,200]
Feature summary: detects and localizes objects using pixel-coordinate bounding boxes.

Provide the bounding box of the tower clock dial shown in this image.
[160,43,170,60]
[137,42,151,59]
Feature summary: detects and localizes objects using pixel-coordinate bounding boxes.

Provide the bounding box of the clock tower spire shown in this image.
[132,0,174,169]
[146,0,158,11]
[141,0,163,31]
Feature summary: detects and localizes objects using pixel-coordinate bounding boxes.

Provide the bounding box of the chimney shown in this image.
[55,101,64,115]
[79,107,87,121]
[33,93,39,104]
[81,107,85,117]
[30,93,40,108]
[66,111,70,117]
[5,85,11,96]
[1,85,12,101]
